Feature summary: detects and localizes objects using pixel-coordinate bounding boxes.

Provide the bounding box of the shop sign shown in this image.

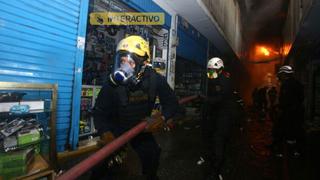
[90,12,165,25]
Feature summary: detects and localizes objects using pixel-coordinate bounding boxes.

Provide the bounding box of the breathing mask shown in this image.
[110,51,146,86]
[207,68,218,79]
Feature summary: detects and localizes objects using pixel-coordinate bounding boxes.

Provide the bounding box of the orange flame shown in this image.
[283,44,292,56]
[260,47,270,56]
[252,45,282,61]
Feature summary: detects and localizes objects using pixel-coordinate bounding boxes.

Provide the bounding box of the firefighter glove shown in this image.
[144,112,165,133]
[97,131,115,147]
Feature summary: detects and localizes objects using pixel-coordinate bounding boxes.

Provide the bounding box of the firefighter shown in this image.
[272,65,304,157]
[257,86,268,121]
[92,35,178,180]
[267,86,277,122]
[201,57,238,180]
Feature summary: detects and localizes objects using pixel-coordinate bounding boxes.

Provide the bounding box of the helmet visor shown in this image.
[112,51,136,84]
[112,50,148,85]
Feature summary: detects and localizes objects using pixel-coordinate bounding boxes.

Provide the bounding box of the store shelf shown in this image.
[0,82,57,180]
[79,85,101,137]
[16,155,50,180]
[175,59,205,111]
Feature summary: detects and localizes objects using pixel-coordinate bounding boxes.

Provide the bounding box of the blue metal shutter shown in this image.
[176,16,208,66]
[0,0,89,152]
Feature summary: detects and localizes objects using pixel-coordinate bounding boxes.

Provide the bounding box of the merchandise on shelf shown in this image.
[3,136,17,152]
[174,58,205,118]
[0,82,56,180]
[0,148,35,179]
[0,119,26,137]
[17,128,41,146]
[79,85,101,137]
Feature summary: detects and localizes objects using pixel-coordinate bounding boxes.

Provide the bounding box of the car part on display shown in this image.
[0,147,35,178]
[0,121,7,132]
[3,136,18,152]
[0,119,26,137]
[17,128,40,146]
[22,118,41,130]
[0,133,4,141]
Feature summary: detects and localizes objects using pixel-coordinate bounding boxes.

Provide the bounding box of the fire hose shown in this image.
[57,95,199,180]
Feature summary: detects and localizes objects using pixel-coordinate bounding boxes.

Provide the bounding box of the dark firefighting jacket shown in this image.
[279,77,304,112]
[94,66,178,132]
[205,72,237,111]
[278,76,304,124]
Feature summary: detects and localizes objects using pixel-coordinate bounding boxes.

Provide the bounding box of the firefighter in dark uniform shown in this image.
[92,35,178,180]
[267,86,277,122]
[273,65,304,157]
[201,57,237,180]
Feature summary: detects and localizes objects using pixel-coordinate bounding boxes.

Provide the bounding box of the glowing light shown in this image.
[252,45,281,62]
[283,44,292,56]
[260,47,270,56]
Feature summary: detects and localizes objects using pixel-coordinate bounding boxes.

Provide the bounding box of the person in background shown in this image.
[257,86,268,121]
[266,86,277,122]
[92,35,178,180]
[233,90,247,132]
[252,87,259,113]
[200,57,238,180]
[272,65,304,157]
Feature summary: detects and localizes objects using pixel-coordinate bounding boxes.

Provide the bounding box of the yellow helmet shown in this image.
[116,35,150,62]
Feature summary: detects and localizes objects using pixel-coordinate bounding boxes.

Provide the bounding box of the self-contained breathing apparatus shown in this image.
[109,35,151,88]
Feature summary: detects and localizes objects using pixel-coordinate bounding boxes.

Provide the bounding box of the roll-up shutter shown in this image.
[176,16,208,66]
[0,0,89,152]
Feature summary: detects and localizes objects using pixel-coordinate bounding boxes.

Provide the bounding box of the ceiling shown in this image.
[237,0,289,44]
[156,0,290,59]
[156,0,238,59]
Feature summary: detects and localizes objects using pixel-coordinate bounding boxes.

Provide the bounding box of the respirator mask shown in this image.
[207,68,219,79]
[110,51,146,86]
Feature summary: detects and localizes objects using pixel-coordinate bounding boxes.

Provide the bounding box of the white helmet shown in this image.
[278,65,294,74]
[207,57,224,69]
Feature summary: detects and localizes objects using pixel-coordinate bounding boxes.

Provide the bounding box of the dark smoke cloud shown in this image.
[238,0,288,44]
[235,0,289,103]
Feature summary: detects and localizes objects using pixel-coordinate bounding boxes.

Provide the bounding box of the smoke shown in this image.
[235,0,289,103]
[239,0,287,44]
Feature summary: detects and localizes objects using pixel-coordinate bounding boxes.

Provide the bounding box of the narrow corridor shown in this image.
[93,108,320,180]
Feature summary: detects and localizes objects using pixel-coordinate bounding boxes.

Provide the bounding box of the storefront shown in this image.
[0,0,174,152]
[0,0,204,153]
[0,0,90,153]
[77,0,172,146]
[174,16,209,97]
[0,0,89,178]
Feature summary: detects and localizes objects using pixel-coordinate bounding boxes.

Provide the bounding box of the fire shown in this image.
[283,44,292,56]
[251,44,283,62]
[260,47,270,56]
